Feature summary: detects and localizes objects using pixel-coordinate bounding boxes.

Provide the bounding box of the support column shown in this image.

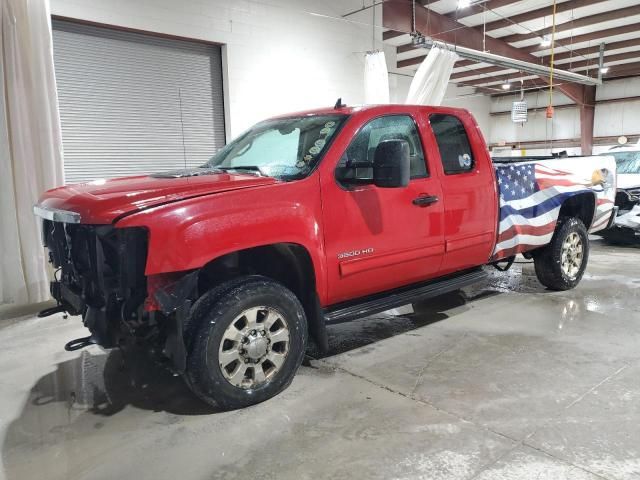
[580,86,596,155]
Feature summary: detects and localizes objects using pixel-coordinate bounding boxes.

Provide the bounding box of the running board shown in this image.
[323,269,487,325]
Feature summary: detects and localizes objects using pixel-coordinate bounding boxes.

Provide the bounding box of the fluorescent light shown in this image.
[540,36,552,47]
[502,81,511,90]
[600,66,609,73]
[458,0,471,9]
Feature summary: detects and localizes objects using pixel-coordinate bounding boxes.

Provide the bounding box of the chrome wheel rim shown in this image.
[560,232,583,279]
[218,306,290,389]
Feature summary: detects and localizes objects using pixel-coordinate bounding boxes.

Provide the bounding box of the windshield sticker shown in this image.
[296,161,306,168]
[314,139,326,148]
[309,146,320,155]
[324,121,335,128]
[319,127,331,136]
[304,154,313,162]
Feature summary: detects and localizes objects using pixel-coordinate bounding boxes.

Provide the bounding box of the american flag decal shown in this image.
[492,162,614,260]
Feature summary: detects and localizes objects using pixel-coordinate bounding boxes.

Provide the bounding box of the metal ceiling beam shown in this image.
[450,50,640,82]
[398,55,426,68]
[522,23,640,54]
[397,52,476,68]
[394,14,640,71]
[396,0,606,55]
[603,61,640,78]
[500,5,640,44]
[481,0,607,32]
[383,0,590,104]
[397,18,640,66]
[539,37,640,63]
[458,77,549,90]
[439,0,523,20]
[425,39,600,85]
[459,72,546,87]
[447,38,640,80]
[571,51,640,72]
[450,64,507,80]
[383,29,405,40]
[488,68,640,97]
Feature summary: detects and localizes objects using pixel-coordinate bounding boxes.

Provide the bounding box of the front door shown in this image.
[320,113,445,305]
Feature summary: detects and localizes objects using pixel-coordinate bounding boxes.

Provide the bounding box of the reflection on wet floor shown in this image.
[3,348,217,479]
[2,268,527,480]
[24,348,216,416]
[2,240,639,480]
[6,249,633,422]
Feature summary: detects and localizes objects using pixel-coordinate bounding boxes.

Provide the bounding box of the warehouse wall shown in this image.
[50,0,494,144]
[49,0,379,138]
[489,77,640,155]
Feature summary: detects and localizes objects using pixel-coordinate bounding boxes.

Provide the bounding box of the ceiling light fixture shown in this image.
[458,0,471,9]
[540,36,552,47]
[599,66,609,74]
[502,81,511,90]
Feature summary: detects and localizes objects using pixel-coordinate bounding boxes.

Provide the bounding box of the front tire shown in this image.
[533,217,589,291]
[186,276,307,409]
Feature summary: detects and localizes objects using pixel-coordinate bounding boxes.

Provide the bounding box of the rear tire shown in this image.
[533,217,589,291]
[185,276,307,410]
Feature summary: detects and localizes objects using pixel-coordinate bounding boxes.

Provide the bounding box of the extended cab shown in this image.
[34,104,616,409]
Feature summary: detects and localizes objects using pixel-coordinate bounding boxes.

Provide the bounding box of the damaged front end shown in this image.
[603,188,640,243]
[38,213,196,371]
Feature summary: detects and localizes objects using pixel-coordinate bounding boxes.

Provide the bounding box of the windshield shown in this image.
[611,151,640,174]
[203,114,347,179]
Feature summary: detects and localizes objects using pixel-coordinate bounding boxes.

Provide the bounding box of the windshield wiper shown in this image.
[214,166,267,177]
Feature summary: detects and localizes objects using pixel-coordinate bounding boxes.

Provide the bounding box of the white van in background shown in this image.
[600,144,640,244]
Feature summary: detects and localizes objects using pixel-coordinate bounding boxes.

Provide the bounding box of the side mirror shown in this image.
[373,139,410,188]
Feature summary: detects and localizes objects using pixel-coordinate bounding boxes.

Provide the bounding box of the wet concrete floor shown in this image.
[0,239,639,480]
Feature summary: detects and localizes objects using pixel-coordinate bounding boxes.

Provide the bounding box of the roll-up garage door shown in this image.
[52,20,226,184]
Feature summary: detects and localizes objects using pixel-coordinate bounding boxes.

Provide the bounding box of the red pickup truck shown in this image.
[34,104,616,409]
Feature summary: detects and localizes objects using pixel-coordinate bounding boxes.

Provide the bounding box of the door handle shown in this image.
[412,195,439,207]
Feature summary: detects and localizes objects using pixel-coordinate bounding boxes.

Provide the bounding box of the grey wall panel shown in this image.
[52,20,225,184]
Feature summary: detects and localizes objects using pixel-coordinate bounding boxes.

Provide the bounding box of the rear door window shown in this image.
[429,114,475,175]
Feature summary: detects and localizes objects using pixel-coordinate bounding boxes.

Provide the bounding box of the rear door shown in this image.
[320,112,445,305]
[426,112,498,274]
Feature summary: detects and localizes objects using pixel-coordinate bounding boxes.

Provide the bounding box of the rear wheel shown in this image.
[185,276,307,409]
[533,217,589,291]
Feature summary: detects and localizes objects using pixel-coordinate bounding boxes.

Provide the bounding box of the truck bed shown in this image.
[491,155,616,261]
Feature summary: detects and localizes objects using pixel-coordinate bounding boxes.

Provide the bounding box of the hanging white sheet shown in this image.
[406,46,458,106]
[1,0,64,305]
[364,50,390,105]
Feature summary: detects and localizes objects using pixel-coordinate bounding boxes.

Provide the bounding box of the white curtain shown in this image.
[364,50,390,105]
[1,0,64,305]
[406,46,458,106]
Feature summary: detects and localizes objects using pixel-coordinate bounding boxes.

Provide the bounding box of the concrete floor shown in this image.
[0,239,639,480]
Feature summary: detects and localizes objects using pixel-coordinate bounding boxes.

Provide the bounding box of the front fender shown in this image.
[115,176,328,302]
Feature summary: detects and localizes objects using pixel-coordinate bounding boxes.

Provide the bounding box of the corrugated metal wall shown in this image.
[52,20,225,184]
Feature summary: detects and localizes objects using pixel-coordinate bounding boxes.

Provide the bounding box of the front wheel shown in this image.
[186,276,307,409]
[533,217,589,291]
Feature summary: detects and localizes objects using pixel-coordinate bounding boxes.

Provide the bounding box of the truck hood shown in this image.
[36,169,278,224]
